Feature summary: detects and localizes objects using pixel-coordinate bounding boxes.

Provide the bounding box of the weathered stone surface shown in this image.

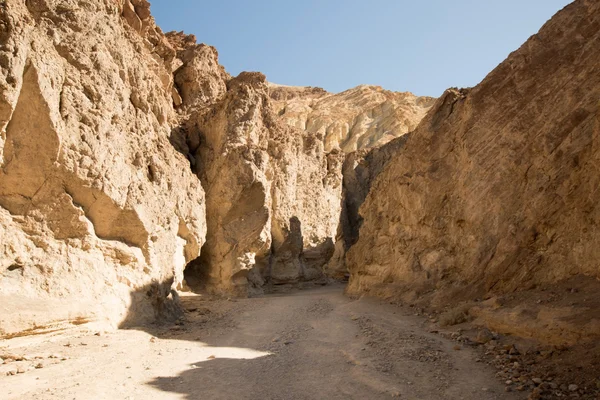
[187,72,343,295]
[270,83,435,152]
[167,31,229,111]
[346,0,600,306]
[326,134,412,278]
[0,0,206,336]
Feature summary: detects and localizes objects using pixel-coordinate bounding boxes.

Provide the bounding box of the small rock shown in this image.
[35,362,44,369]
[532,378,543,385]
[528,387,542,400]
[505,380,513,385]
[6,369,17,376]
[508,346,520,355]
[149,337,157,343]
[16,366,27,374]
[516,385,526,392]
[0,357,4,365]
[476,328,494,344]
[49,354,62,359]
[207,355,216,360]
[568,384,578,392]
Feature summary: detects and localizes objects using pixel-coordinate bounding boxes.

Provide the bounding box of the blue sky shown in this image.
[150,1,572,97]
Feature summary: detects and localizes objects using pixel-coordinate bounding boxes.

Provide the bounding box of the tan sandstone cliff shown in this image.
[0,0,209,336]
[346,0,600,345]
[270,83,435,153]
[0,0,346,337]
[179,73,343,295]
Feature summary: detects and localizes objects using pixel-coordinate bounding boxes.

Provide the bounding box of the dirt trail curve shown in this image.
[0,285,519,399]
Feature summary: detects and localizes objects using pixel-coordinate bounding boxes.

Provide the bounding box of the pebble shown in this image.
[35,362,44,369]
[532,377,543,385]
[0,357,4,365]
[568,384,578,392]
[476,328,494,344]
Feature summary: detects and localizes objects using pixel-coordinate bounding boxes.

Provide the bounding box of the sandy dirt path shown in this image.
[0,285,520,399]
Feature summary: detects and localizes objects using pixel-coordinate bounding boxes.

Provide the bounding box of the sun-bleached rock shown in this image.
[346,0,600,306]
[188,72,343,295]
[270,83,435,152]
[0,0,206,336]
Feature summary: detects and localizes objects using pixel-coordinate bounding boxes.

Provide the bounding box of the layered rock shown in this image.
[270,83,435,152]
[0,0,206,336]
[346,0,600,320]
[326,134,412,278]
[186,73,343,295]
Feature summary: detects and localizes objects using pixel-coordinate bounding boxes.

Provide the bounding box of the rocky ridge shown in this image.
[270,83,435,153]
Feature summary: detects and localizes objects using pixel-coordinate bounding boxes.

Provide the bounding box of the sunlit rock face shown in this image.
[270,83,435,153]
[0,0,207,336]
[188,72,343,295]
[346,0,600,305]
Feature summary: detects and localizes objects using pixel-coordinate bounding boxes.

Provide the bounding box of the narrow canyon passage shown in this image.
[1,285,518,400]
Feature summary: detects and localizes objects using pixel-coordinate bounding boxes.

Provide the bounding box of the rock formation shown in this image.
[346,0,600,344]
[270,83,435,152]
[184,72,343,295]
[0,0,345,337]
[0,0,208,337]
[326,134,412,278]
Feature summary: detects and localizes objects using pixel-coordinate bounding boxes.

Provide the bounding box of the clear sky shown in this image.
[149,0,572,97]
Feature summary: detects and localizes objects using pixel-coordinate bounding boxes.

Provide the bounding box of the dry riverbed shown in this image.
[0,284,572,399]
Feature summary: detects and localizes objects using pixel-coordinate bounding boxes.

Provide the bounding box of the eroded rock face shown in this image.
[326,134,413,278]
[346,0,600,305]
[189,73,343,295]
[270,83,435,152]
[0,0,206,336]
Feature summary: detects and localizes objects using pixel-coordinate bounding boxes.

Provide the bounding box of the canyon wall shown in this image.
[0,0,208,336]
[0,0,347,336]
[270,83,435,153]
[184,72,343,295]
[346,0,600,311]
